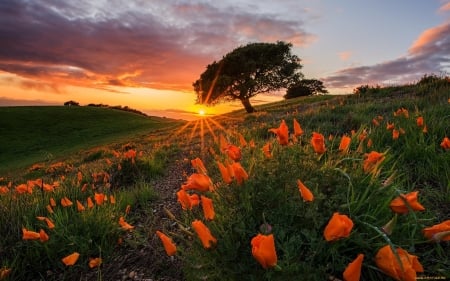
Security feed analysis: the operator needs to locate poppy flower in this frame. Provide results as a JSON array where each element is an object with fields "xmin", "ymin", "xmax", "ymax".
[
  {"xmin": 297, "ymin": 179, "xmax": 314, "ymax": 202},
  {"xmin": 39, "ymin": 229, "xmax": 49, "ymax": 242},
  {"xmin": 125, "ymin": 204, "xmax": 131, "ymax": 214},
  {"xmin": 392, "ymin": 129, "xmax": 400, "ymax": 140},
  {"xmin": 61, "ymin": 197, "xmax": 73, "ymax": 207},
  {"xmin": 94, "ymin": 193, "xmax": 105, "ymax": 205},
  {"xmin": 46, "ymin": 205, "xmax": 54, "ymax": 214},
  {"xmin": 386, "ymin": 122, "xmax": 395, "ymax": 131},
  {"xmin": 62, "ymin": 252, "xmax": 80, "ymax": 266},
  {"xmin": 231, "ymin": 162, "xmax": 249, "ymax": 185},
  {"xmin": 338, "ymin": 135, "xmax": 352, "ymax": 153},
  {"xmin": 217, "ymin": 161, "xmax": 232, "ymax": 184},
  {"xmin": 372, "ymin": 118, "xmax": 380, "ymax": 126},
  {"xmin": 15, "ymin": 184, "xmax": 30, "ymax": 194},
  {"xmin": 416, "ymin": 116, "xmax": 424, "ymax": 127},
  {"xmin": 363, "ymin": 151, "xmax": 385, "ymax": 174},
  {"xmin": 343, "ymin": 254, "xmax": 364, "ymax": 281},
  {"xmin": 323, "ymin": 212, "xmax": 354, "ymax": 242},
  {"xmin": 87, "ymin": 197, "xmax": 94, "ymax": 208},
  {"xmin": 201, "ymin": 195, "xmax": 215, "ymax": 220},
  {"xmin": 423, "ymin": 220, "xmax": 450, "ymax": 242},
  {"xmin": 394, "ymin": 108, "xmax": 409, "ymax": 118},
  {"xmin": 42, "ymin": 183, "xmax": 54, "ymax": 192},
  {"xmin": 225, "ymin": 144, "xmax": 242, "ymax": 161},
  {"xmin": 0, "ymin": 186, "xmax": 9, "ymax": 194},
  {"xmin": 269, "ymin": 120, "xmax": 289, "ymax": 145},
  {"xmin": 293, "ymin": 118, "xmax": 304, "ymax": 137},
  {"xmin": 238, "ymin": 133, "xmax": 247, "ymax": 147},
  {"xmin": 389, "ymin": 191, "xmax": 425, "ymax": 214},
  {"xmin": 251, "ymin": 233, "xmax": 278, "ymax": 269},
  {"xmin": 109, "ymin": 195, "xmax": 116, "ymax": 204},
  {"xmin": 177, "ymin": 189, "xmax": 193, "ymax": 210},
  {"xmin": 262, "ymin": 142, "xmax": 272, "ymax": 158},
  {"xmin": 50, "ymin": 198, "xmax": 57, "ymax": 207},
  {"xmin": 191, "ymin": 220, "xmax": 217, "ymax": 249},
  {"xmin": 440, "ymin": 137, "xmax": 450, "ymax": 150},
  {"xmin": 191, "ymin": 157, "xmax": 207, "ymax": 175},
  {"xmin": 0, "ymin": 267, "xmax": 11, "ymax": 279},
  {"xmin": 119, "ymin": 216, "xmax": 134, "ymax": 230},
  {"xmin": 375, "ymin": 245, "xmax": 423, "ymax": 281},
  {"xmin": 156, "ymin": 230, "xmax": 177, "ymax": 256},
  {"xmin": 311, "ymin": 132, "xmax": 326, "ymax": 154},
  {"xmin": 76, "ymin": 200, "xmax": 85, "ymax": 212},
  {"xmin": 89, "ymin": 257, "xmax": 102, "ymax": 268},
  {"xmin": 22, "ymin": 228, "xmax": 40, "ymax": 240},
  {"xmin": 181, "ymin": 173, "xmax": 212, "ymax": 192}
]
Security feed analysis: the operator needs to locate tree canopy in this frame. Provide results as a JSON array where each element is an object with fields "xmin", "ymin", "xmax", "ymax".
[
  {"xmin": 193, "ymin": 41, "xmax": 303, "ymax": 113},
  {"xmin": 284, "ymin": 79, "xmax": 328, "ymax": 99}
]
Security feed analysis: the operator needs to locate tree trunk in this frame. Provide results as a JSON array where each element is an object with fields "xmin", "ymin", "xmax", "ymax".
[{"xmin": 241, "ymin": 97, "xmax": 256, "ymax": 113}]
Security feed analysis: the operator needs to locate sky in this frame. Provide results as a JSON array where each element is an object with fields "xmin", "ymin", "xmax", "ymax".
[{"xmin": 0, "ymin": 0, "xmax": 449, "ymax": 120}]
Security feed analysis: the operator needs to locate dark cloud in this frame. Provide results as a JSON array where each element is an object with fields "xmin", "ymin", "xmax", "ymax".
[
  {"xmin": 0, "ymin": 0, "xmax": 312, "ymax": 93},
  {"xmin": 324, "ymin": 21, "xmax": 450, "ymax": 89}
]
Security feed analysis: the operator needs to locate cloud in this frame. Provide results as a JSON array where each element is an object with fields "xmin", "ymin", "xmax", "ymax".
[
  {"xmin": 0, "ymin": 0, "xmax": 312, "ymax": 93},
  {"xmin": 324, "ymin": 21, "xmax": 450, "ymax": 89},
  {"xmin": 0, "ymin": 97, "xmax": 59, "ymax": 106},
  {"xmin": 438, "ymin": 2, "xmax": 450, "ymax": 13},
  {"xmin": 338, "ymin": 51, "xmax": 352, "ymax": 61}
]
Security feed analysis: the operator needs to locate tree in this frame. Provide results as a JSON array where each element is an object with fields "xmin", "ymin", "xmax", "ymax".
[
  {"xmin": 193, "ymin": 41, "xmax": 303, "ymax": 113},
  {"xmin": 64, "ymin": 100, "xmax": 80, "ymax": 106},
  {"xmin": 284, "ymin": 79, "xmax": 328, "ymax": 99}
]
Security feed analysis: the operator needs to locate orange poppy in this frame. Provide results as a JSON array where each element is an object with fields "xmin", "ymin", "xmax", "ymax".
[
  {"xmin": 297, "ymin": 179, "xmax": 314, "ymax": 202},
  {"xmin": 88, "ymin": 257, "xmax": 102, "ymax": 268},
  {"xmin": 22, "ymin": 228, "xmax": 40, "ymax": 240},
  {"xmin": 87, "ymin": 197, "xmax": 94, "ymax": 208},
  {"xmin": 416, "ymin": 116, "xmax": 424, "ymax": 127},
  {"xmin": 39, "ymin": 229, "xmax": 49, "ymax": 242},
  {"xmin": 375, "ymin": 245, "xmax": 423, "ymax": 281},
  {"xmin": 268, "ymin": 119, "xmax": 289, "ymax": 145},
  {"xmin": 15, "ymin": 183, "xmax": 31, "ymax": 194},
  {"xmin": 225, "ymin": 144, "xmax": 242, "ymax": 162},
  {"xmin": 389, "ymin": 191, "xmax": 425, "ymax": 214},
  {"xmin": 61, "ymin": 197, "xmax": 73, "ymax": 207},
  {"xmin": 231, "ymin": 162, "xmax": 249, "ymax": 185},
  {"xmin": 44, "ymin": 217, "xmax": 55, "ymax": 229},
  {"xmin": 191, "ymin": 220, "xmax": 217, "ymax": 249},
  {"xmin": 386, "ymin": 122, "xmax": 395, "ymax": 131},
  {"xmin": 94, "ymin": 193, "xmax": 105, "ymax": 205},
  {"xmin": 251, "ymin": 233, "xmax": 278, "ymax": 269},
  {"xmin": 338, "ymin": 135, "xmax": 352, "ymax": 153},
  {"xmin": 392, "ymin": 129, "xmax": 399, "ymax": 140},
  {"xmin": 181, "ymin": 173, "xmax": 212, "ymax": 192},
  {"xmin": 119, "ymin": 216, "xmax": 134, "ymax": 230},
  {"xmin": 0, "ymin": 186, "xmax": 8, "ymax": 194},
  {"xmin": 394, "ymin": 108, "xmax": 409, "ymax": 118},
  {"xmin": 125, "ymin": 204, "xmax": 131, "ymax": 214},
  {"xmin": 156, "ymin": 230, "xmax": 177, "ymax": 256},
  {"xmin": 238, "ymin": 133, "xmax": 247, "ymax": 147},
  {"xmin": 109, "ymin": 195, "xmax": 116, "ymax": 204},
  {"xmin": 372, "ymin": 118, "xmax": 380, "ymax": 126},
  {"xmin": 323, "ymin": 212, "xmax": 354, "ymax": 242},
  {"xmin": 177, "ymin": 189, "xmax": 193, "ymax": 210},
  {"xmin": 343, "ymin": 254, "xmax": 364, "ymax": 281},
  {"xmin": 46, "ymin": 205, "xmax": 54, "ymax": 214},
  {"xmin": 201, "ymin": 196, "xmax": 215, "ymax": 220},
  {"xmin": 0, "ymin": 267, "xmax": 11, "ymax": 279},
  {"xmin": 423, "ymin": 220, "xmax": 450, "ymax": 242},
  {"xmin": 311, "ymin": 132, "xmax": 326, "ymax": 154},
  {"xmin": 62, "ymin": 252, "xmax": 80, "ymax": 266},
  {"xmin": 217, "ymin": 161, "xmax": 232, "ymax": 184},
  {"xmin": 42, "ymin": 183, "xmax": 54, "ymax": 192},
  {"xmin": 262, "ymin": 142, "xmax": 272, "ymax": 158},
  {"xmin": 363, "ymin": 151, "xmax": 385, "ymax": 174},
  {"xmin": 440, "ymin": 137, "xmax": 450, "ymax": 150},
  {"xmin": 76, "ymin": 200, "xmax": 85, "ymax": 212},
  {"xmin": 293, "ymin": 118, "xmax": 304, "ymax": 137},
  {"xmin": 191, "ymin": 158, "xmax": 207, "ymax": 175}
]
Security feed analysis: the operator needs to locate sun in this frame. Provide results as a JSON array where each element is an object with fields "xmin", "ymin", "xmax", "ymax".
[{"xmin": 198, "ymin": 109, "xmax": 206, "ymax": 116}]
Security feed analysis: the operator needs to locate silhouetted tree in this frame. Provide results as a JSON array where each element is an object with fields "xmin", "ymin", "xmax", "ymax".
[
  {"xmin": 193, "ymin": 41, "xmax": 303, "ymax": 113},
  {"xmin": 284, "ymin": 79, "xmax": 328, "ymax": 99},
  {"xmin": 64, "ymin": 100, "xmax": 80, "ymax": 106}
]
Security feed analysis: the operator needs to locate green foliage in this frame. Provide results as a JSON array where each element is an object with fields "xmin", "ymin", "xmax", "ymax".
[
  {"xmin": 284, "ymin": 79, "xmax": 328, "ymax": 99},
  {"xmin": 178, "ymin": 81, "xmax": 450, "ymax": 280},
  {"xmin": 193, "ymin": 41, "xmax": 303, "ymax": 113}
]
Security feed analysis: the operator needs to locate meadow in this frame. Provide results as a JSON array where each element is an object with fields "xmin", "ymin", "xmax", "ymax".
[{"xmin": 0, "ymin": 76, "xmax": 449, "ymax": 281}]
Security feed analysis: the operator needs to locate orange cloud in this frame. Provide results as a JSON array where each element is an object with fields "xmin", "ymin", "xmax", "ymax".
[
  {"xmin": 438, "ymin": 2, "xmax": 450, "ymax": 13},
  {"xmin": 338, "ymin": 51, "xmax": 352, "ymax": 61},
  {"xmin": 409, "ymin": 22, "xmax": 449, "ymax": 54}
]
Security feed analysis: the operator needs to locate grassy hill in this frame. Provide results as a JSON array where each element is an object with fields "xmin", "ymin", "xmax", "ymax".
[
  {"xmin": 0, "ymin": 76, "xmax": 449, "ymax": 281},
  {"xmin": 0, "ymin": 106, "xmax": 183, "ymax": 174}
]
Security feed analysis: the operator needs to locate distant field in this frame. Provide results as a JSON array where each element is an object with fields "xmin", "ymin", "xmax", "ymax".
[{"xmin": 0, "ymin": 106, "xmax": 183, "ymax": 174}]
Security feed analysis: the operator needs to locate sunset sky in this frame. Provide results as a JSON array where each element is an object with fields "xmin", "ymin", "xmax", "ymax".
[{"xmin": 1, "ymin": 0, "xmax": 449, "ymax": 120}]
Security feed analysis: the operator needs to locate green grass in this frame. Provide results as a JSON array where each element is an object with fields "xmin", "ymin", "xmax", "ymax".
[{"xmin": 0, "ymin": 106, "xmax": 183, "ymax": 174}]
